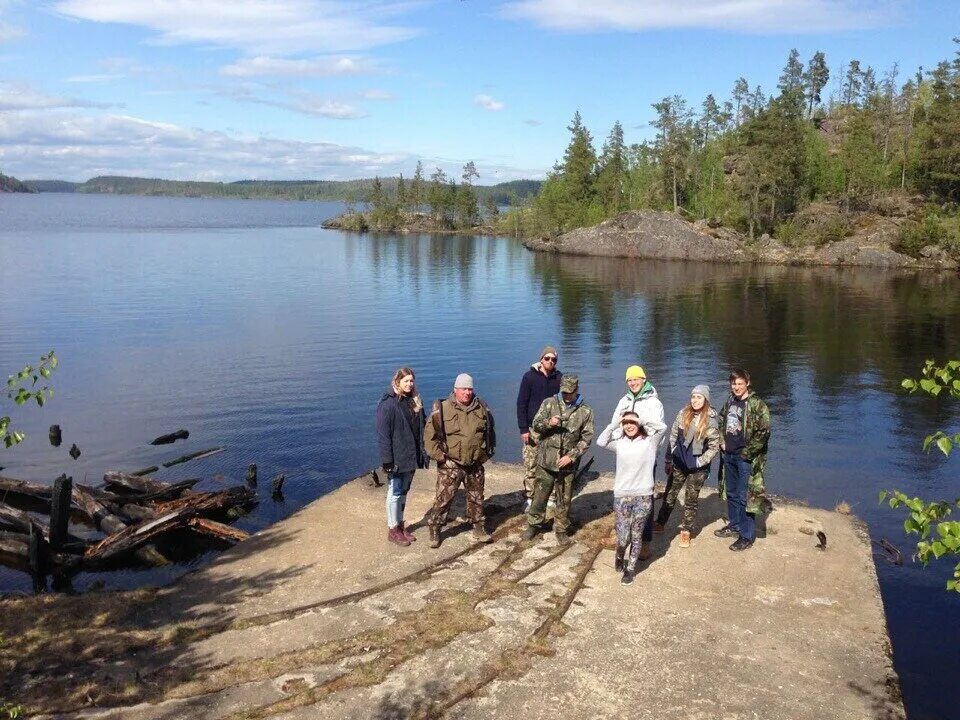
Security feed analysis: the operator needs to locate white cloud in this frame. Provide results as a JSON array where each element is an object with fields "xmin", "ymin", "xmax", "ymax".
[
  {"xmin": 524, "ymin": 119, "xmax": 543, "ymax": 126},
  {"xmin": 0, "ymin": 83, "xmax": 112, "ymax": 111},
  {"xmin": 54, "ymin": 0, "xmax": 421, "ymax": 54},
  {"xmin": 221, "ymin": 55, "xmax": 378, "ymax": 77},
  {"xmin": 0, "ymin": 110, "xmax": 411, "ymax": 180},
  {"xmin": 229, "ymin": 88, "xmax": 368, "ymax": 119},
  {"xmin": 474, "ymin": 93, "xmax": 505, "ymax": 111},
  {"xmin": 361, "ymin": 88, "xmax": 395, "ymax": 101},
  {"xmin": 65, "ymin": 74, "xmax": 125, "ymax": 83},
  {"xmin": 0, "ymin": 0, "xmax": 23, "ymax": 42},
  {"xmin": 500, "ymin": 0, "xmax": 896, "ymax": 33}
]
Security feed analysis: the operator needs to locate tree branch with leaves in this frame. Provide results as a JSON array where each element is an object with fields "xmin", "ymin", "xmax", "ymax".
[{"xmin": 2, "ymin": 351, "xmax": 57, "ymax": 448}]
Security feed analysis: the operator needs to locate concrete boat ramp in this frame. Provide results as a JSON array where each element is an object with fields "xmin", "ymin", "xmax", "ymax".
[{"xmin": 45, "ymin": 462, "xmax": 902, "ymax": 720}]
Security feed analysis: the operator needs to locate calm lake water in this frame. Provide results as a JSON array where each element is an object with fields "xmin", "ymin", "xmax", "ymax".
[{"xmin": 1, "ymin": 193, "xmax": 958, "ymax": 718}]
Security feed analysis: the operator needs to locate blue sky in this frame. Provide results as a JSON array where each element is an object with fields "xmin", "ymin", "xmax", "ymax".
[{"xmin": 0, "ymin": 0, "xmax": 957, "ymax": 183}]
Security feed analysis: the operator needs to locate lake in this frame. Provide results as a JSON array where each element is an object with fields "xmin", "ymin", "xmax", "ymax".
[{"xmin": 1, "ymin": 192, "xmax": 958, "ymax": 718}]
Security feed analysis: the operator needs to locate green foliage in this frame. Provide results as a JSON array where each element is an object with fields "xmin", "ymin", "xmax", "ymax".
[
  {"xmin": 885, "ymin": 359, "xmax": 960, "ymax": 593},
  {"xmin": 2, "ymin": 351, "xmax": 57, "ymax": 449},
  {"xmin": 896, "ymin": 208, "xmax": 960, "ymax": 257}
]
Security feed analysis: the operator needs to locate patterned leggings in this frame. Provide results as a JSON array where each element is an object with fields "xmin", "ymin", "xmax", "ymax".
[{"xmin": 615, "ymin": 494, "xmax": 654, "ymax": 573}]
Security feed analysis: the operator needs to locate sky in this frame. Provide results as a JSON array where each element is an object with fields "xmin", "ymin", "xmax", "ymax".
[{"xmin": 0, "ymin": 0, "xmax": 957, "ymax": 183}]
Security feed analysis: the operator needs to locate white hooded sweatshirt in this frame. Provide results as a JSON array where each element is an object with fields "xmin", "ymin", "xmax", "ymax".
[{"xmin": 597, "ymin": 420, "xmax": 666, "ymax": 498}]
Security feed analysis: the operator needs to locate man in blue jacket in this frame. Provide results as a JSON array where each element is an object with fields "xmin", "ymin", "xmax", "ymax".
[{"xmin": 516, "ymin": 346, "xmax": 562, "ymax": 509}]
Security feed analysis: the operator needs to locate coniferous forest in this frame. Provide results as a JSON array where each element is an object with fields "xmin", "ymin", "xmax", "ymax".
[{"xmin": 499, "ymin": 40, "xmax": 960, "ymax": 258}]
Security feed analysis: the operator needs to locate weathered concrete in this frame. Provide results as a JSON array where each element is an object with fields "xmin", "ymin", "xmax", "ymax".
[{"xmin": 51, "ymin": 462, "xmax": 902, "ymax": 720}]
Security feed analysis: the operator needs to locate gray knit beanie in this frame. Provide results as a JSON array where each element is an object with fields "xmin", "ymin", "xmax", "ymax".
[
  {"xmin": 454, "ymin": 373, "xmax": 474, "ymax": 389},
  {"xmin": 691, "ymin": 384, "xmax": 711, "ymax": 403}
]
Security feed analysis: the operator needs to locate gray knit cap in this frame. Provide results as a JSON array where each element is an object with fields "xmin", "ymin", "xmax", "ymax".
[
  {"xmin": 454, "ymin": 373, "xmax": 474, "ymax": 389},
  {"xmin": 691, "ymin": 384, "xmax": 710, "ymax": 403}
]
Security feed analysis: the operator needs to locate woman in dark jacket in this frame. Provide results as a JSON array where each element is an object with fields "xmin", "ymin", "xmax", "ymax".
[{"xmin": 375, "ymin": 367, "xmax": 428, "ymax": 547}]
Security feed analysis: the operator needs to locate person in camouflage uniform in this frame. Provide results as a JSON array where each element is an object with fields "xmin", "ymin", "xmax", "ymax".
[
  {"xmin": 523, "ymin": 374, "xmax": 594, "ymax": 546},
  {"xmin": 424, "ymin": 373, "xmax": 496, "ymax": 548},
  {"xmin": 715, "ymin": 369, "xmax": 771, "ymax": 551},
  {"xmin": 516, "ymin": 346, "xmax": 562, "ymax": 508}
]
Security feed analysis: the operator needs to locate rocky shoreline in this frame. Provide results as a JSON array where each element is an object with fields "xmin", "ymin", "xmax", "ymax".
[{"xmin": 523, "ymin": 210, "xmax": 959, "ymax": 271}]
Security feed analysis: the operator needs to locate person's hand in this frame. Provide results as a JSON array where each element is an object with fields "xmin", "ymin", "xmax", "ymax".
[
  {"xmin": 548, "ymin": 415, "xmax": 561, "ymax": 427},
  {"xmin": 382, "ymin": 463, "xmax": 394, "ymax": 473},
  {"xmin": 557, "ymin": 455, "xmax": 573, "ymax": 469},
  {"xmin": 521, "ymin": 432, "xmax": 530, "ymax": 445}
]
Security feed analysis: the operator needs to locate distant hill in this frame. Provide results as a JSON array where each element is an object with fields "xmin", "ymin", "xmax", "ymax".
[
  {"xmin": 28, "ymin": 175, "xmax": 543, "ymax": 205},
  {"xmin": 0, "ymin": 173, "xmax": 35, "ymax": 193},
  {"xmin": 26, "ymin": 180, "xmax": 80, "ymax": 193}
]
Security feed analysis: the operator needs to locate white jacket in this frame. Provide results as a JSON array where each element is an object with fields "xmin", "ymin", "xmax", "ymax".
[
  {"xmin": 610, "ymin": 384, "xmax": 665, "ymax": 429},
  {"xmin": 597, "ymin": 420, "xmax": 666, "ymax": 497}
]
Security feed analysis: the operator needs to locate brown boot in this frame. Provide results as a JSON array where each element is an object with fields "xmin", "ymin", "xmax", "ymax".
[
  {"xmin": 472, "ymin": 523, "xmax": 492, "ymax": 543},
  {"xmin": 399, "ymin": 521, "xmax": 416, "ymax": 543},
  {"xmin": 388, "ymin": 526, "xmax": 410, "ymax": 547},
  {"xmin": 428, "ymin": 525, "xmax": 441, "ymax": 548}
]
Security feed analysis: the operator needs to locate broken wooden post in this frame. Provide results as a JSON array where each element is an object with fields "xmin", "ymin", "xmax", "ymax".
[
  {"xmin": 246, "ymin": 464, "xmax": 257, "ymax": 486},
  {"xmin": 188, "ymin": 517, "xmax": 250, "ymax": 543},
  {"xmin": 49, "ymin": 424, "xmax": 62, "ymax": 447},
  {"xmin": 49, "ymin": 474, "xmax": 73, "ymax": 554},
  {"xmin": 271, "ymin": 473, "xmax": 285, "ymax": 500},
  {"xmin": 150, "ymin": 429, "xmax": 189, "ymax": 445},
  {"xmin": 162, "ymin": 447, "xmax": 224, "ymax": 468},
  {"xmin": 69, "ymin": 443, "xmax": 81, "ymax": 460},
  {"xmin": 28, "ymin": 525, "xmax": 48, "ymax": 578}
]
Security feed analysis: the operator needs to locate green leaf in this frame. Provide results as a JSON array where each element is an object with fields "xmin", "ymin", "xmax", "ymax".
[
  {"xmin": 879, "ymin": 490, "xmax": 888, "ymax": 503},
  {"xmin": 937, "ymin": 436, "xmax": 954, "ymax": 456},
  {"xmin": 35, "ymin": 394, "xmax": 44, "ymax": 407},
  {"xmin": 39, "ymin": 367, "xmax": 50, "ymax": 379},
  {"xmin": 920, "ymin": 378, "xmax": 938, "ymax": 393},
  {"xmin": 931, "ymin": 541, "xmax": 946, "ymax": 559},
  {"xmin": 948, "ymin": 579, "xmax": 958, "ymax": 592},
  {"xmin": 923, "ymin": 434, "xmax": 935, "ymax": 452},
  {"xmin": 902, "ymin": 379, "xmax": 916, "ymax": 390}
]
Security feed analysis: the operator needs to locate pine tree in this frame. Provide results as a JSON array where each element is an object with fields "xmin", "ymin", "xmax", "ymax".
[
  {"xmin": 595, "ymin": 121, "xmax": 627, "ymax": 213},
  {"xmin": 778, "ymin": 49, "xmax": 805, "ymax": 106},
  {"xmin": 843, "ymin": 60, "xmax": 863, "ymax": 106},
  {"xmin": 652, "ymin": 95, "xmax": 694, "ymax": 211},
  {"xmin": 428, "ymin": 167, "xmax": 451, "ymax": 223},
  {"xmin": 455, "ymin": 161, "xmax": 480, "ymax": 227},
  {"xmin": 698, "ymin": 94, "xmax": 723, "ymax": 146},
  {"xmin": 409, "ymin": 161, "xmax": 425, "ymax": 213},
  {"xmin": 804, "ymin": 51, "xmax": 830, "ymax": 118},
  {"xmin": 916, "ymin": 53, "xmax": 960, "ymax": 200},
  {"xmin": 559, "ymin": 111, "xmax": 597, "ymax": 206},
  {"xmin": 732, "ymin": 77, "xmax": 750, "ymax": 127}
]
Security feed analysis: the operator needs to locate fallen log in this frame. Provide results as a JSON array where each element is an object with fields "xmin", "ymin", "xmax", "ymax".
[
  {"xmin": 105, "ymin": 501, "xmax": 157, "ymax": 523},
  {"xmin": 0, "ymin": 534, "xmax": 28, "ymax": 561},
  {"xmin": 0, "ymin": 475, "xmax": 53, "ymax": 504},
  {"xmin": 0, "ymin": 502, "xmax": 49, "ymax": 537},
  {"xmin": 131, "ymin": 466, "xmax": 159, "ymax": 477},
  {"xmin": 150, "ymin": 429, "xmax": 189, "ymax": 445},
  {"xmin": 86, "ymin": 486, "xmax": 254, "ymax": 563},
  {"xmin": 73, "ymin": 484, "xmax": 168, "ymax": 567},
  {"xmin": 103, "ymin": 472, "xmax": 198, "ymax": 499},
  {"xmin": 161, "ymin": 447, "xmax": 224, "ymax": 468},
  {"xmin": 188, "ymin": 517, "xmax": 250, "ymax": 543}
]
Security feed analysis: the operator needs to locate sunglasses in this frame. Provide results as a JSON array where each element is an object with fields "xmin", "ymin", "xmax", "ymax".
[{"xmin": 542, "ymin": 356, "xmax": 557, "ymax": 362}]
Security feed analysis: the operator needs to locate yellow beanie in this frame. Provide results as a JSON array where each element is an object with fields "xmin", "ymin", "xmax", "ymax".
[{"xmin": 625, "ymin": 365, "xmax": 645, "ymax": 380}]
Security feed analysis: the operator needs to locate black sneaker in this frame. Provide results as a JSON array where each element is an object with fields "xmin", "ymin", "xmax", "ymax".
[
  {"xmin": 621, "ymin": 570, "xmax": 635, "ymax": 585},
  {"xmin": 729, "ymin": 537, "xmax": 755, "ymax": 551},
  {"xmin": 713, "ymin": 525, "xmax": 738, "ymax": 538}
]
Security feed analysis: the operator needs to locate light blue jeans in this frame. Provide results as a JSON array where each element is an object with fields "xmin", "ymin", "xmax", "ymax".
[{"xmin": 386, "ymin": 470, "xmax": 415, "ymax": 528}]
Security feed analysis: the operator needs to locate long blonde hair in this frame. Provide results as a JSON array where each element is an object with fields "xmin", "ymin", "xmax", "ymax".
[
  {"xmin": 391, "ymin": 367, "xmax": 423, "ymax": 413},
  {"xmin": 679, "ymin": 399, "xmax": 710, "ymax": 441}
]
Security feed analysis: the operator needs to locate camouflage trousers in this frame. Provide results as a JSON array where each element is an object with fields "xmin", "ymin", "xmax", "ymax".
[
  {"xmin": 615, "ymin": 494, "xmax": 654, "ymax": 573},
  {"xmin": 656, "ymin": 467, "xmax": 709, "ymax": 531},
  {"xmin": 522, "ymin": 432, "xmax": 557, "ymax": 503},
  {"xmin": 528, "ymin": 467, "xmax": 575, "ymax": 534},
  {"xmin": 428, "ymin": 462, "xmax": 485, "ymax": 528}
]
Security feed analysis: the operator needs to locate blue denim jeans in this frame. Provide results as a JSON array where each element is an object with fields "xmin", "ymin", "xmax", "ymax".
[
  {"xmin": 386, "ymin": 470, "xmax": 415, "ymax": 528},
  {"xmin": 722, "ymin": 452, "xmax": 755, "ymax": 541}
]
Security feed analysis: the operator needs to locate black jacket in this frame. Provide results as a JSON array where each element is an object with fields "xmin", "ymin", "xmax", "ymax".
[
  {"xmin": 375, "ymin": 389, "xmax": 428, "ymax": 472},
  {"xmin": 516, "ymin": 363, "xmax": 563, "ymax": 433}
]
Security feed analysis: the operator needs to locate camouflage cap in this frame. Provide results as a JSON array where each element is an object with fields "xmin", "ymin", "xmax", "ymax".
[{"xmin": 560, "ymin": 374, "xmax": 579, "ymax": 393}]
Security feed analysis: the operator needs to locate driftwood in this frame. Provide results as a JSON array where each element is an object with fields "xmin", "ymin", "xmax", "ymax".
[
  {"xmin": 49, "ymin": 424, "xmax": 62, "ymax": 447},
  {"xmin": 0, "ymin": 475, "xmax": 53, "ymax": 504},
  {"xmin": 188, "ymin": 517, "xmax": 250, "ymax": 543},
  {"xmin": 73, "ymin": 484, "xmax": 168, "ymax": 567},
  {"xmin": 271, "ymin": 473, "xmax": 285, "ymax": 499},
  {"xmin": 0, "ymin": 502, "xmax": 49, "ymax": 537},
  {"xmin": 0, "ymin": 534, "xmax": 28, "ymax": 561},
  {"xmin": 69, "ymin": 443, "xmax": 81, "ymax": 460},
  {"xmin": 87, "ymin": 486, "xmax": 255, "ymax": 563},
  {"xmin": 150, "ymin": 429, "xmax": 190, "ymax": 445},
  {"xmin": 103, "ymin": 472, "xmax": 198, "ymax": 500},
  {"xmin": 131, "ymin": 466, "xmax": 159, "ymax": 477},
  {"xmin": 162, "ymin": 447, "xmax": 224, "ymax": 468}
]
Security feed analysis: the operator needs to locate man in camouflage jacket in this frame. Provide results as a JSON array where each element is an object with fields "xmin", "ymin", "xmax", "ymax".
[
  {"xmin": 523, "ymin": 374, "xmax": 594, "ymax": 545},
  {"xmin": 716, "ymin": 369, "xmax": 771, "ymax": 550}
]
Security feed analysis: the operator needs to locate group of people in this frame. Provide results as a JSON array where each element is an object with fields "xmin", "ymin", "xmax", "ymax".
[{"xmin": 374, "ymin": 347, "xmax": 771, "ymax": 585}]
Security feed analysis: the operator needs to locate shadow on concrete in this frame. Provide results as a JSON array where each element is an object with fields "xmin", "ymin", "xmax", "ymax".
[{"xmin": 0, "ymin": 525, "xmax": 309, "ymax": 716}]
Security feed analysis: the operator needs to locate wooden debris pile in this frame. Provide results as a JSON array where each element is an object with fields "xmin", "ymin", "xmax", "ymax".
[{"xmin": 0, "ymin": 433, "xmax": 260, "ymax": 582}]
